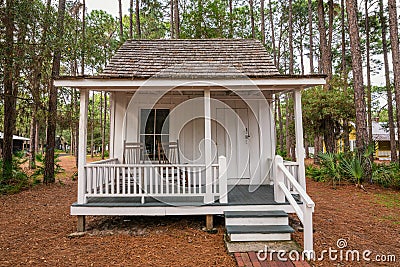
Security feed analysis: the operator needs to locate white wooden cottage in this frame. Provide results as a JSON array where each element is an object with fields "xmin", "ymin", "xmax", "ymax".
[{"xmin": 55, "ymin": 39, "xmax": 325, "ymax": 254}]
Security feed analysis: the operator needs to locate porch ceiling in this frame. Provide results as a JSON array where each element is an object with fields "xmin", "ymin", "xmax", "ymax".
[{"xmin": 54, "ymin": 74, "xmax": 326, "ymax": 93}]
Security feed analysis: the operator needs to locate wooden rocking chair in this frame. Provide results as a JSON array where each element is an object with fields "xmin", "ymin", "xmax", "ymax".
[{"xmin": 123, "ymin": 141, "xmax": 144, "ymax": 164}]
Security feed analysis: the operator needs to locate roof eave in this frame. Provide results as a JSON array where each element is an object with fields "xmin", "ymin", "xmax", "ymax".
[{"xmin": 54, "ymin": 75, "xmax": 326, "ymax": 91}]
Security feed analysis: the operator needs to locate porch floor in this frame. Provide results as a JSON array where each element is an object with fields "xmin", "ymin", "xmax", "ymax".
[{"xmin": 73, "ymin": 185, "xmax": 293, "ymax": 207}]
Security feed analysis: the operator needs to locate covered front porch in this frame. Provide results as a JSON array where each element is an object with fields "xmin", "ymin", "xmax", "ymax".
[
  {"xmin": 61, "ymin": 81, "xmax": 319, "ymax": 207},
  {"xmin": 55, "ymin": 39, "xmax": 325, "ymax": 255},
  {"xmin": 57, "ymin": 79, "xmax": 319, "ymax": 253}
]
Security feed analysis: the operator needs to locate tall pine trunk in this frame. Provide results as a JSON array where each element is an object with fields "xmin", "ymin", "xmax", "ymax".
[
  {"xmin": 29, "ymin": 107, "xmax": 38, "ymax": 169},
  {"xmin": 365, "ymin": 0, "xmax": 372, "ymax": 142},
  {"xmin": 380, "ymin": 0, "xmax": 397, "ymax": 162},
  {"xmin": 346, "ymin": 0, "xmax": 368, "ymax": 150},
  {"xmin": 229, "ymin": 0, "xmax": 233, "ymax": 38},
  {"xmin": 388, "ymin": 0, "xmax": 400, "ymax": 163},
  {"xmin": 268, "ymin": 0, "xmax": 277, "ymax": 67},
  {"xmin": 81, "ymin": 0, "xmax": 86, "ymax": 75},
  {"xmin": 44, "ymin": 0, "xmax": 67, "ymax": 184},
  {"xmin": 173, "ymin": 0, "xmax": 180, "ymax": 38},
  {"xmin": 299, "ymin": 35, "xmax": 305, "ymax": 75},
  {"xmin": 308, "ymin": 0, "xmax": 314, "ymax": 73},
  {"xmin": 317, "ymin": 0, "xmax": 335, "ymax": 153},
  {"xmin": 118, "ymin": 0, "xmax": 123, "ymax": 40},
  {"xmin": 260, "ymin": 0, "xmax": 265, "ymax": 44},
  {"xmin": 288, "ymin": 0, "xmax": 294, "ymax": 75},
  {"xmin": 129, "ymin": 0, "xmax": 133, "ymax": 39},
  {"xmin": 170, "ymin": 0, "xmax": 174, "ymax": 38},
  {"xmin": 136, "ymin": 0, "xmax": 141, "ymax": 38},
  {"xmin": 2, "ymin": 0, "xmax": 16, "ymax": 180},
  {"xmin": 287, "ymin": 0, "xmax": 295, "ymax": 160},
  {"xmin": 341, "ymin": 0, "xmax": 350, "ymax": 152},
  {"xmin": 249, "ymin": 0, "xmax": 255, "ymax": 38},
  {"xmin": 317, "ymin": 0, "xmax": 332, "ymax": 86}
]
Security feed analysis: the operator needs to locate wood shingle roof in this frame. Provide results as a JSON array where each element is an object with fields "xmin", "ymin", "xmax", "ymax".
[{"xmin": 102, "ymin": 39, "xmax": 280, "ymax": 79}]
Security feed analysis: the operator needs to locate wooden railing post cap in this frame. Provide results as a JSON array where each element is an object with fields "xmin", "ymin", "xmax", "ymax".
[{"xmin": 275, "ymin": 155, "xmax": 284, "ymax": 162}]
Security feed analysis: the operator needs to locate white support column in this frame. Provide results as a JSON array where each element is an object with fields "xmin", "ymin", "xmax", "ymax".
[
  {"xmin": 303, "ymin": 206, "xmax": 314, "ymax": 259},
  {"xmin": 109, "ymin": 92, "xmax": 115, "ymax": 158},
  {"xmin": 78, "ymin": 90, "xmax": 89, "ymax": 204},
  {"xmin": 113, "ymin": 92, "xmax": 128, "ymax": 162},
  {"xmin": 293, "ymin": 90, "xmax": 306, "ymax": 189},
  {"xmin": 273, "ymin": 155, "xmax": 285, "ymax": 203},
  {"xmin": 218, "ymin": 156, "xmax": 228, "ymax": 203},
  {"xmin": 204, "ymin": 89, "xmax": 213, "ymax": 204}
]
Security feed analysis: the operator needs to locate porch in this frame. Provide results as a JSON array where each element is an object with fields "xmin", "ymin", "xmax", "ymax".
[
  {"xmin": 73, "ymin": 157, "xmax": 301, "ymax": 207},
  {"xmin": 73, "ymin": 185, "xmax": 289, "ymax": 208},
  {"xmin": 55, "ymin": 39, "xmax": 325, "ymax": 256}
]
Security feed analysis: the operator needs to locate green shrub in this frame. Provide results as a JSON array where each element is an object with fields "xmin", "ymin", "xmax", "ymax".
[
  {"xmin": 32, "ymin": 153, "xmax": 65, "ymax": 179},
  {"xmin": 339, "ymin": 144, "xmax": 374, "ymax": 186},
  {"xmin": 307, "ymin": 143, "xmax": 374, "ymax": 188},
  {"xmin": 0, "ymin": 152, "xmax": 30, "ymax": 194},
  {"xmin": 306, "ymin": 165, "xmax": 326, "ymax": 182},
  {"xmin": 276, "ymin": 149, "xmax": 287, "ymax": 158},
  {"xmin": 308, "ymin": 143, "xmax": 400, "ymax": 190},
  {"xmin": 372, "ymin": 162, "xmax": 400, "ymax": 189}
]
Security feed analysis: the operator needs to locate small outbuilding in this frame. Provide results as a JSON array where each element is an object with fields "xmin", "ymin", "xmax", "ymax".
[
  {"xmin": 55, "ymin": 39, "xmax": 325, "ymax": 254},
  {"xmin": 0, "ymin": 132, "xmax": 30, "ymax": 155}
]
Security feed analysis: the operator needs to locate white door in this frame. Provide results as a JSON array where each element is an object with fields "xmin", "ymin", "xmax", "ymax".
[{"xmin": 216, "ymin": 108, "xmax": 250, "ymax": 184}]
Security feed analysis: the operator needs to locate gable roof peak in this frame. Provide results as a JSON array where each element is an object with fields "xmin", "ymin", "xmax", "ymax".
[{"xmin": 102, "ymin": 38, "xmax": 279, "ymax": 79}]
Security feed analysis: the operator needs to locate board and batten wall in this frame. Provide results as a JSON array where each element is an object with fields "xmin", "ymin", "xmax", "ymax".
[{"xmin": 109, "ymin": 90, "xmax": 275, "ymax": 186}]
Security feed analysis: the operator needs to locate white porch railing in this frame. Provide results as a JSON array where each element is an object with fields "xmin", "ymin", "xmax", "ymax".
[
  {"xmin": 283, "ymin": 160, "xmax": 300, "ymax": 193},
  {"xmin": 83, "ymin": 156, "xmax": 228, "ymax": 204},
  {"xmin": 273, "ymin": 155, "xmax": 315, "ymax": 258},
  {"xmin": 89, "ymin": 158, "xmax": 119, "ymax": 165},
  {"xmin": 267, "ymin": 158, "xmax": 300, "ymax": 188}
]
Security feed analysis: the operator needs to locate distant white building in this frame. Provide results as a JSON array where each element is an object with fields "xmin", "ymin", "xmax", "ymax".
[{"xmin": 0, "ymin": 132, "xmax": 30, "ymax": 155}]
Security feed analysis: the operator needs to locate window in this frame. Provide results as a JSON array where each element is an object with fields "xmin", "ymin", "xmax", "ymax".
[{"xmin": 140, "ymin": 109, "xmax": 169, "ymax": 160}]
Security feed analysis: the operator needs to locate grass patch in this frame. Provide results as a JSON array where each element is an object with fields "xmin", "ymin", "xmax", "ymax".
[
  {"xmin": 374, "ymin": 193, "xmax": 400, "ymax": 225},
  {"xmin": 379, "ymin": 215, "xmax": 400, "ymax": 225},
  {"xmin": 375, "ymin": 192, "xmax": 400, "ymax": 209}
]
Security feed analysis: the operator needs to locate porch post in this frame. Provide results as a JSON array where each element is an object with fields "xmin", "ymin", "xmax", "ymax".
[
  {"xmin": 293, "ymin": 89, "xmax": 306, "ymax": 189},
  {"xmin": 77, "ymin": 90, "xmax": 89, "ymax": 204},
  {"xmin": 204, "ymin": 89, "xmax": 213, "ymax": 203},
  {"xmin": 109, "ymin": 92, "xmax": 115, "ymax": 158}
]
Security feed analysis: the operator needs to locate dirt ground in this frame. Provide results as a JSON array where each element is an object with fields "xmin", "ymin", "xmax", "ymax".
[
  {"xmin": 1, "ymin": 155, "xmax": 399, "ymax": 266},
  {"xmin": 293, "ymin": 179, "xmax": 400, "ymax": 266},
  {"xmin": 0, "ymin": 156, "xmax": 235, "ymax": 266}
]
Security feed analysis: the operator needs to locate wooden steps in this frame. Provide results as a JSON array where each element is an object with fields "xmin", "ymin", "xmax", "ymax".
[{"xmin": 225, "ymin": 210, "xmax": 294, "ymax": 242}]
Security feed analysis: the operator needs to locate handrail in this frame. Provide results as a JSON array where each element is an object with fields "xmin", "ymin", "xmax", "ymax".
[
  {"xmin": 84, "ymin": 163, "xmax": 207, "ymax": 168},
  {"xmin": 278, "ymin": 163, "xmax": 315, "ymax": 209},
  {"xmin": 278, "ymin": 182, "xmax": 304, "ymax": 222},
  {"xmin": 87, "ymin": 158, "xmax": 119, "ymax": 165},
  {"xmin": 273, "ymin": 155, "xmax": 314, "ymax": 258},
  {"xmin": 283, "ymin": 160, "xmax": 299, "ymax": 166}
]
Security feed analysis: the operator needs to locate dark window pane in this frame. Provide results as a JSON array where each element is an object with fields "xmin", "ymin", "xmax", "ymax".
[
  {"xmin": 144, "ymin": 135, "xmax": 155, "ymax": 160},
  {"xmin": 139, "ymin": 109, "xmax": 169, "ymax": 161},
  {"xmin": 145, "ymin": 109, "xmax": 155, "ymax": 134},
  {"xmin": 155, "ymin": 109, "xmax": 169, "ymax": 134},
  {"xmin": 140, "ymin": 109, "xmax": 151, "ymax": 134}
]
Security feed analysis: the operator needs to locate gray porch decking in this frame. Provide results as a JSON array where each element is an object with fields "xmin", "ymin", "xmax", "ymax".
[{"xmin": 72, "ymin": 185, "xmax": 298, "ymax": 207}]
